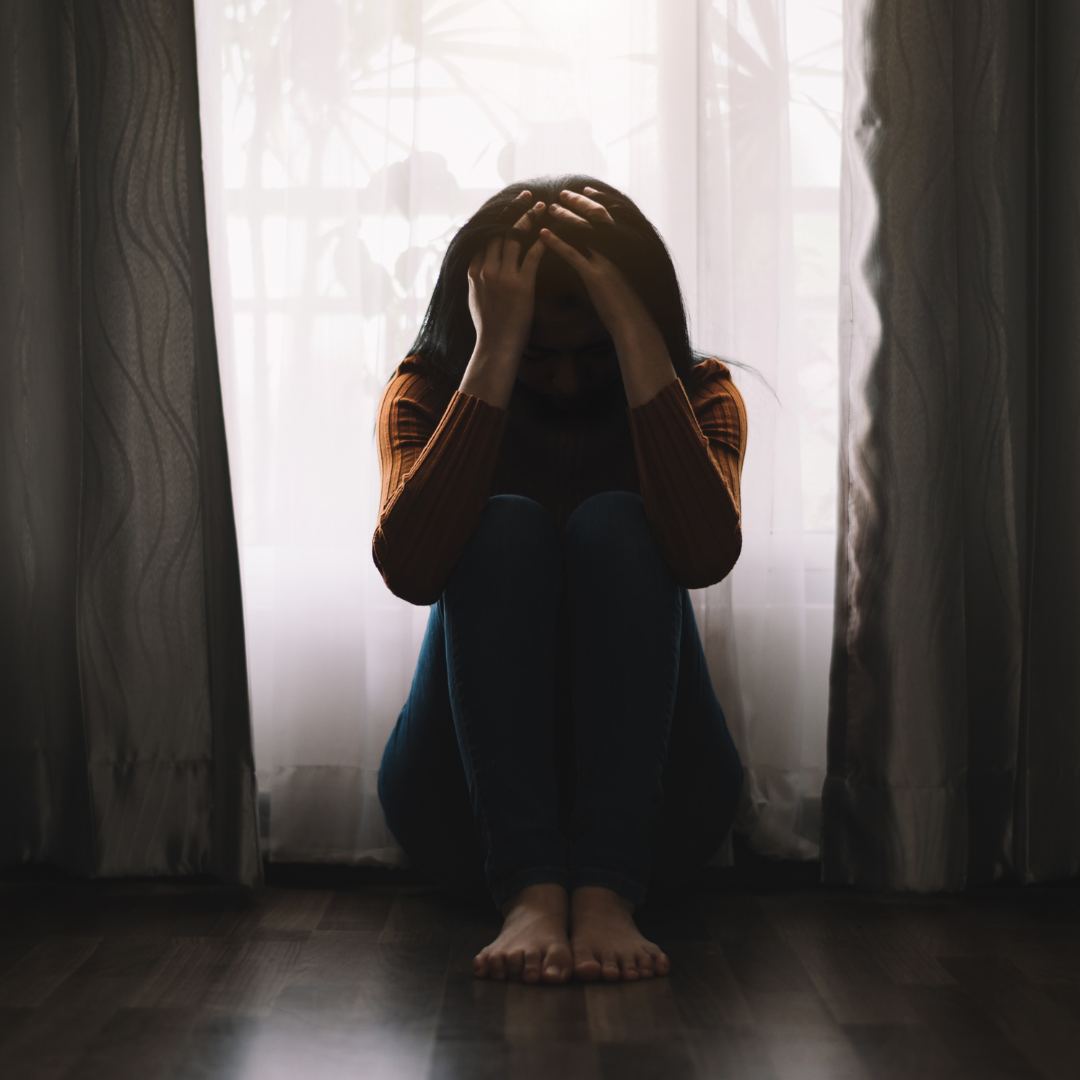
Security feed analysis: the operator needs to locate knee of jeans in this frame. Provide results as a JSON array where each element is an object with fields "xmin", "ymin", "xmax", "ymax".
[
  {"xmin": 460, "ymin": 494, "xmax": 560, "ymax": 569},
  {"xmin": 564, "ymin": 491, "xmax": 656, "ymax": 570}
]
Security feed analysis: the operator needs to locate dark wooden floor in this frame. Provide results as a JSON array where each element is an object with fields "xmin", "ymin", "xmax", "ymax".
[{"xmin": 1, "ymin": 869, "xmax": 1079, "ymax": 1079}]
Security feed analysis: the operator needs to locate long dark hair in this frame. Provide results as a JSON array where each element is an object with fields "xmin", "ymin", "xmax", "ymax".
[{"xmin": 395, "ymin": 175, "xmax": 705, "ymax": 391}]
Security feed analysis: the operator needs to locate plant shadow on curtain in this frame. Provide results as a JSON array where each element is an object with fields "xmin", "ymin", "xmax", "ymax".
[
  {"xmin": 193, "ymin": 0, "xmax": 842, "ymax": 867},
  {"xmin": 0, "ymin": 0, "xmax": 260, "ymax": 886},
  {"xmin": 826, "ymin": 0, "xmax": 1080, "ymax": 890}
]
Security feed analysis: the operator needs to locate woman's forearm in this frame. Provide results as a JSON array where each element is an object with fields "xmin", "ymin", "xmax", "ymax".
[
  {"xmin": 374, "ymin": 386, "xmax": 509, "ymax": 604},
  {"xmin": 612, "ymin": 316, "xmax": 679, "ymax": 409},
  {"xmin": 458, "ymin": 342, "xmax": 519, "ymax": 410}
]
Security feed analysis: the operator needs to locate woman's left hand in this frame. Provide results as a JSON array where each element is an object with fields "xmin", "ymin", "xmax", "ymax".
[
  {"xmin": 539, "ymin": 189, "xmax": 657, "ymax": 343},
  {"xmin": 540, "ymin": 188, "xmax": 677, "ymax": 408}
]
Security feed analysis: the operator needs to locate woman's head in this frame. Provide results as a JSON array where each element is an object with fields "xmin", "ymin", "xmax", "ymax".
[{"xmin": 407, "ymin": 176, "xmax": 698, "ymax": 396}]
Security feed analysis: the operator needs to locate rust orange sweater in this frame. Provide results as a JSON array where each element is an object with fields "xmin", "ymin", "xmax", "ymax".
[{"xmin": 373, "ymin": 356, "xmax": 748, "ymax": 606}]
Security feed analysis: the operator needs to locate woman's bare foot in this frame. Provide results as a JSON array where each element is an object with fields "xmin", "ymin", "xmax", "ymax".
[
  {"xmin": 569, "ymin": 886, "xmax": 670, "ymax": 982},
  {"xmin": 473, "ymin": 883, "xmax": 573, "ymax": 984}
]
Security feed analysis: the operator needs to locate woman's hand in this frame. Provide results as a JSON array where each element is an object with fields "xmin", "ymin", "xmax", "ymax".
[
  {"xmin": 467, "ymin": 192, "xmax": 546, "ymax": 362},
  {"xmin": 458, "ymin": 191, "xmax": 546, "ymax": 409},
  {"xmin": 540, "ymin": 189, "xmax": 653, "ymax": 341},
  {"xmin": 540, "ymin": 188, "xmax": 677, "ymax": 408}
]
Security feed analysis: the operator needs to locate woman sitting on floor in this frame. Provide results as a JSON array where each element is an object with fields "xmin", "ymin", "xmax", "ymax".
[{"xmin": 373, "ymin": 177, "xmax": 746, "ymax": 985}]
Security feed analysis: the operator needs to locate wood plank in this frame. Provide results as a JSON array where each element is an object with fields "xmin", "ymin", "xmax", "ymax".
[
  {"xmin": 0, "ymin": 1006, "xmax": 33, "ymax": 1051},
  {"xmin": 131, "ymin": 937, "xmax": 302, "ymax": 1014},
  {"xmin": 760, "ymin": 892, "xmax": 895, "ymax": 943},
  {"xmin": 888, "ymin": 903, "xmax": 1002, "ymax": 958},
  {"xmin": 352, "ymin": 942, "xmax": 450, "ymax": 1032},
  {"xmin": 843, "ymin": 923, "xmax": 957, "ymax": 985},
  {"xmin": 763, "ymin": 891, "xmax": 952, "ymax": 988},
  {"xmin": 0, "ymin": 935, "xmax": 42, "ymax": 979},
  {"xmin": 204, "ymin": 1005, "xmax": 436, "ymax": 1080},
  {"xmin": 316, "ymin": 887, "xmax": 397, "ymax": 932},
  {"xmin": 693, "ymin": 893, "xmax": 779, "ymax": 942},
  {"xmin": 721, "ymin": 936, "xmax": 817, "ymax": 995},
  {"xmin": 504, "ymin": 981, "xmax": 590, "ymax": 1042},
  {"xmin": 742, "ymin": 989, "xmax": 837, "ymax": 1029},
  {"xmin": 0, "ymin": 974, "xmax": 130, "ymax": 1080},
  {"xmin": 1039, "ymin": 984, "xmax": 1080, "ymax": 1024},
  {"xmin": 109, "ymin": 885, "xmax": 248, "ymax": 940},
  {"xmin": 741, "ymin": 986, "xmax": 872, "ymax": 1077},
  {"xmin": 436, "ymin": 959, "xmax": 508, "ymax": 1042},
  {"xmin": 996, "ymin": 927, "xmax": 1080, "ymax": 985},
  {"xmin": 664, "ymin": 942, "xmax": 753, "ymax": 1026},
  {"xmin": 129, "ymin": 939, "xmax": 236, "ymax": 1008},
  {"xmin": 381, "ymin": 890, "xmax": 493, "ymax": 946},
  {"xmin": 684, "ymin": 1027, "xmax": 780, "ymax": 1080},
  {"xmin": 208, "ymin": 939, "xmax": 304, "ymax": 1013},
  {"xmin": 843, "ymin": 1023, "xmax": 965, "ymax": 1080},
  {"xmin": 584, "ymin": 978, "xmax": 684, "ymax": 1042},
  {"xmin": 164, "ymin": 1013, "xmax": 262, "ymax": 1080},
  {"xmin": 0, "ymin": 937, "xmax": 101, "ymax": 1007},
  {"xmin": 74, "ymin": 929, "xmax": 176, "ymax": 983},
  {"xmin": 941, "ymin": 956, "xmax": 1080, "ymax": 1080},
  {"xmin": 429, "ymin": 1039, "xmax": 509, "ymax": 1079},
  {"xmin": 598, "ymin": 1041, "xmax": 696, "ymax": 1080},
  {"xmin": 785, "ymin": 938, "xmax": 920, "ymax": 1024},
  {"xmin": 901, "ymin": 983, "xmax": 1042, "ymax": 1079},
  {"xmin": 288, "ymin": 931, "xmax": 400, "ymax": 986},
  {"xmin": 507, "ymin": 1042, "xmax": 602, "ymax": 1080},
  {"xmin": 62, "ymin": 1007, "xmax": 198, "ymax": 1080},
  {"xmin": 251, "ymin": 887, "xmax": 334, "ymax": 937},
  {"xmin": 760, "ymin": 1025, "xmax": 870, "ymax": 1080}
]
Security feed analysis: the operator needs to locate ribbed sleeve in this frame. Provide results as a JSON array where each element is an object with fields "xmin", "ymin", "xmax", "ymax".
[
  {"xmin": 627, "ymin": 359, "xmax": 747, "ymax": 589},
  {"xmin": 373, "ymin": 362, "xmax": 508, "ymax": 605}
]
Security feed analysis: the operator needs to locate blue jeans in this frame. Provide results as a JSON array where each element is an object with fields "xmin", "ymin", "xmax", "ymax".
[{"xmin": 378, "ymin": 492, "xmax": 743, "ymax": 909}]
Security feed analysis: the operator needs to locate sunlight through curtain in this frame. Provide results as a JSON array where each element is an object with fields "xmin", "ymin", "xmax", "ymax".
[{"xmin": 193, "ymin": 0, "xmax": 841, "ymax": 864}]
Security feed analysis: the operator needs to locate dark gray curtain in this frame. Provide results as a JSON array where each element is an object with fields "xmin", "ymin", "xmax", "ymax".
[
  {"xmin": 825, "ymin": 0, "xmax": 1080, "ymax": 889},
  {"xmin": 0, "ymin": 0, "xmax": 261, "ymax": 887}
]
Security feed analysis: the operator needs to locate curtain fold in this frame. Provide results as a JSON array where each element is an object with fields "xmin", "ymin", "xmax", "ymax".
[
  {"xmin": 0, "ymin": 0, "xmax": 260, "ymax": 887},
  {"xmin": 825, "ymin": 0, "xmax": 1080, "ymax": 889}
]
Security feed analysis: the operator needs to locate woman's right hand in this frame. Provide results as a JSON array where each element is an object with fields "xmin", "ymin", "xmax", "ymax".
[{"xmin": 466, "ymin": 192, "xmax": 547, "ymax": 364}]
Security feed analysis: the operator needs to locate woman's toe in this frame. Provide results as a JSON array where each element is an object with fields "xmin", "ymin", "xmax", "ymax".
[
  {"xmin": 573, "ymin": 949, "xmax": 602, "ymax": 981},
  {"xmin": 505, "ymin": 949, "xmax": 525, "ymax": 981},
  {"xmin": 522, "ymin": 947, "xmax": 542, "ymax": 983},
  {"xmin": 637, "ymin": 952, "xmax": 655, "ymax": 979},
  {"xmin": 488, "ymin": 952, "xmax": 507, "ymax": 980},
  {"xmin": 542, "ymin": 945, "xmax": 572, "ymax": 983},
  {"xmin": 601, "ymin": 951, "xmax": 621, "ymax": 982},
  {"xmin": 473, "ymin": 951, "xmax": 489, "ymax": 978}
]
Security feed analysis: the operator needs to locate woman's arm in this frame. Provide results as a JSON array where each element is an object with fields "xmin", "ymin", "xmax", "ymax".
[
  {"xmin": 373, "ymin": 193, "xmax": 548, "ymax": 605},
  {"xmin": 627, "ymin": 359, "xmax": 747, "ymax": 589},
  {"xmin": 539, "ymin": 191, "xmax": 746, "ymax": 587},
  {"xmin": 373, "ymin": 367, "xmax": 509, "ymax": 605}
]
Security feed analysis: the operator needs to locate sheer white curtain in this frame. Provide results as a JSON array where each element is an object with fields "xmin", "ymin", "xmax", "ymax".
[{"xmin": 193, "ymin": 0, "xmax": 841, "ymax": 864}]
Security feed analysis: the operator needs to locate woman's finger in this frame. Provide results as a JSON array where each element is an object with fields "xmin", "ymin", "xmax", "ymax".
[
  {"xmin": 547, "ymin": 203, "xmax": 591, "ymax": 228},
  {"xmin": 539, "ymin": 227, "xmax": 590, "ymax": 272},
  {"xmin": 559, "ymin": 188, "xmax": 615, "ymax": 224},
  {"xmin": 482, "ymin": 233, "xmax": 503, "ymax": 274},
  {"xmin": 510, "ymin": 200, "xmax": 546, "ymax": 235},
  {"xmin": 520, "ymin": 235, "xmax": 546, "ymax": 279}
]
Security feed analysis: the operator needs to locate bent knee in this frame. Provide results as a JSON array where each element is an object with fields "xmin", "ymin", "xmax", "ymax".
[
  {"xmin": 452, "ymin": 495, "xmax": 560, "ymax": 581},
  {"xmin": 478, "ymin": 495, "xmax": 559, "ymax": 548},
  {"xmin": 563, "ymin": 491, "xmax": 657, "ymax": 565}
]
